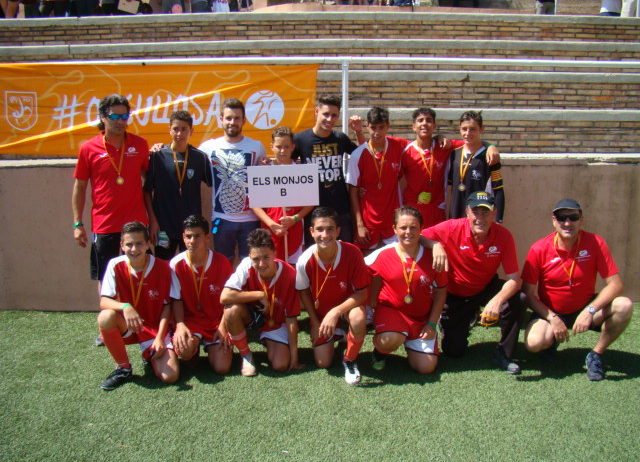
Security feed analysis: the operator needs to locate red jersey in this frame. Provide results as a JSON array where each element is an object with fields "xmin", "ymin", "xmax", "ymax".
[
  {"xmin": 225, "ymin": 257, "xmax": 300, "ymax": 331},
  {"xmin": 170, "ymin": 250, "xmax": 232, "ymax": 333},
  {"xmin": 74, "ymin": 133, "xmax": 150, "ymax": 234},
  {"xmin": 401, "ymin": 139, "xmax": 463, "ymax": 229},
  {"xmin": 346, "ymin": 136, "xmax": 408, "ymax": 235},
  {"xmin": 521, "ymin": 230, "xmax": 618, "ymax": 315},
  {"xmin": 262, "ymin": 206, "xmax": 304, "ymax": 261},
  {"xmin": 366, "ymin": 244, "xmax": 447, "ymax": 322},
  {"xmin": 101, "ymin": 255, "xmax": 171, "ymax": 343},
  {"xmin": 422, "ymin": 218, "xmax": 519, "ymax": 297},
  {"xmin": 296, "ymin": 241, "xmax": 371, "ymax": 318}
]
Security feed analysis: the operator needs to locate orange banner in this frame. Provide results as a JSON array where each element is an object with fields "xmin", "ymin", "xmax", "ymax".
[{"xmin": 0, "ymin": 63, "xmax": 318, "ymax": 156}]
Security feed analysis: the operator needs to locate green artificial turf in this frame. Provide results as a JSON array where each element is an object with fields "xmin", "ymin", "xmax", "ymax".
[{"xmin": 0, "ymin": 309, "xmax": 638, "ymax": 462}]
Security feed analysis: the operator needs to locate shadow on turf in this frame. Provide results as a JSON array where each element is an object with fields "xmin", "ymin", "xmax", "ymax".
[{"xmin": 515, "ymin": 347, "xmax": 640, "ymax": 382}]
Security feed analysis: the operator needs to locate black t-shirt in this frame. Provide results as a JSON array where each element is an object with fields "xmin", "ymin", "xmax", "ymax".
[
  {"xmin": 143, "ymin": 145, "xmax": 213, "ymax": 238},
  {"xmin": 292, "ymin": 128, "xmax": 357, "ymax": 215}
]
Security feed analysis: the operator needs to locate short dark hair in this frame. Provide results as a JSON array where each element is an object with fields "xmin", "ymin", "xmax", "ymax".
[
  {"xmin": 247, "ymin": 228, "xmax": 275, "ymax": 251},
  {"xmin": 121, "ymin": 221, "xmax": 149, "ymax": 241},
  {"xmin": 367, "ymin": 106, "xmax": 390, "ymax": 125},
  {"xmin": 97, "ymin": 94, "xmax": 130, "ymax": 131},
  {"xmin": 412, "ymin": 107, "xmax": 436, "ymax": 123},
  {"xmin": 183, "ymin": 215, "xmax": 209, "ymax": 235},
  {"xmin": 394, "ymin": 206, "xmax": 423, "ymax": 227},
  {"xmin": 271, "ymin": 126, "xmax": 294, "ymax": 142},
  {"xmin": 459, "ymin": 110, "xmax": 483, "ymax": 127},
  {"xmin": 222, "ymin": 98, "xmax": 245, "ymax": 118},
  {"xmin": 310, "ymin": 206, "xmax": 339, "ymax": 228},
  {"xmin": 170, "ymin": 110, "xmax": 193, "ymax": 128},
  {"xmin": 317, "ymin": 94, "xmax": 341, "ymax": 109}
]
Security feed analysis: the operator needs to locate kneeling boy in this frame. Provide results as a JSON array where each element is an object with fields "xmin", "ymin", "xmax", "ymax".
[
  {"xmin": 220, "ymin": 229, "xmax": 301, "ymax": 376},
  {"xmin": 170, "ymin": 215, "xmax": 234, "ymax": 374},
  {"xmin": 97, "ymin": 222, "xmax": 178, "ymax": 390}
]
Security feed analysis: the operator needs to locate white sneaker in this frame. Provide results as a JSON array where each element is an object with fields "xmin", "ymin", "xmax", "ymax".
[
  {"xmin": 241, "ymin": 355, "xmax": 257, "ymax": 377},
  {"xmin": 342, "ymin": 360, "xmax": 361, "ymax": 385}
]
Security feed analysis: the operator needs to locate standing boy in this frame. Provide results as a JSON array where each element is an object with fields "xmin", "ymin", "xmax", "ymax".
[
  {"xmin": 144, "ymin": 111, "xmax": 213, "ymax": 260},
  {"xmin": 346, "ymin": 106, "xmax": 408, "ymax": 251},
  {"xmin": 97, "ymin": 222, "xmax": 178, "ymax": 390}
]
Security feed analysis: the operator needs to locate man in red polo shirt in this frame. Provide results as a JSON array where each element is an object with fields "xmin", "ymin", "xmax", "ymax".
[
  {"xmin": 521, "ymin": 198, "xmax": 633, "ymax": 381},
  {"xmin": 422, "ymin": 191, "xmax": 524, "ymax": 374},
  {"xmin": 72, "ymin": 94, "xmax": 150, "ymax": 285}
]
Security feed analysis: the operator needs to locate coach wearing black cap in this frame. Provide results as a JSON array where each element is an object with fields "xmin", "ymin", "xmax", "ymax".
[
  {"xmin": 521, "ymin": 198, "xmax": 633, "ymax": 381},
  {"xmin": 422, "ymin": 191, "xmax": 525, "ymax": 374}
]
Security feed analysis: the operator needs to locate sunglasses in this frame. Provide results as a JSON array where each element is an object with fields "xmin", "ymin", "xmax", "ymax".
[
  {"xmin": 554, "ymin": 213, "xmax": 581, "ymax": 222},
  {"xmin": 106, "ymin": 113, "xmax": 130, "ymax": 121}
]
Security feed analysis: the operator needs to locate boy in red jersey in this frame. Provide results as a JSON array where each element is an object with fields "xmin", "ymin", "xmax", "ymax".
[
  {"xmin": 366, "ymin": 206, "xmax": 447, "ymax": 374},
  {"xmin": 252, "ymin": 127, "xmax": 313, "ymax": 264},
  {"xmin": 347, "ymin": 107, "xmax": 409, "ymax": 252},
  {"xmin": 221, "ymin": 229, "xmax": 301, "ymax": 376},
  {"xmin": 97, "ymin": 222, "xmax": 178, "ymax": 390},
  {"xmin": 296, "ymin": 207, "xmax": 371, "ymax": 385},
  {"xmin": 522, "ymin": 199, "xmax": 633, "ymax": 381},
  {"xmin": 170, "ymin": 215, "xmax": 234, "ymax": 374}
]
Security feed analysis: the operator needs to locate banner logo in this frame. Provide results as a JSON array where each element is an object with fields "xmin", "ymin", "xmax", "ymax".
[
  {"xmin": 245, "ymin": 90, "xmax": 284, "ymax": 130},
  {"xmin": 5, "ymin": 91, "xmax": 38, "ymax": 131}
]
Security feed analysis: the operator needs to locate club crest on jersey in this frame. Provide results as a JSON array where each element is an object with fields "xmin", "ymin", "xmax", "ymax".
[
  {"xmin": 187, "ymin": 168, "xmax": 195, "ymax": 180},
  {"xmin": 576, "ymin": 249, "xmax": 591, "ymax": 261},
  {"xmin": 147, "ymin": 289, "xmax": 160, "ymax": 300},
  {"xmin": 339, "ymin": 281, "xmax": 348, "ymax": 290},
  {"xmin": 485, "ymin": 246, "xmax": 500, "ymax": 257},
  {"xmin": 209, "ymin": 284, "xmax": 220, "ymax": 294},
  {"xmin": 471, "ymin": 170, "xmax": 482, "ymax": 180},
  {"xmin": 419, "ymin": 275, "xmax": 428, "ymax": 286}
]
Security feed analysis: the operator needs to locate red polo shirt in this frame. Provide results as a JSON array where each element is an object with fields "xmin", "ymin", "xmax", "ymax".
[
  {"xmin": 521, "ymin": 231, "xmax": 618, "ymax": 315},
  {"xmin": 422, "ymin": 218, "xmax": 519, "ymax": 297}
]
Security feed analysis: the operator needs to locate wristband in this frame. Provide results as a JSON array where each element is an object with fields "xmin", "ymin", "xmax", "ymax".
[
  {"xmin": 122, "ymin": 303, "xmax": 132, "ymax": 310},
  {"xmin": 73, "ymin": 221, "xmax": 84, "ymax": 229},
  {"xmin": 293, "ymin": 214, "xmax": 299, "ymax": 223},
  {"xmin": 427, "ymin": 321, "xmax": 437, "ymax": 330}
]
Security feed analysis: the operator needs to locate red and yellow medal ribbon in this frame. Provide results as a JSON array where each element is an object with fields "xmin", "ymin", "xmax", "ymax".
[
  {"xmin": 314, "ymin": 248, "xmax": 336, "ymax": 301},
  {"xmin": 459, "ymin": 149, "xmax": 474, "ymax": 183},
  {"xmin": 395, "ymin": 245, "xmax": 417, "ymax": 301},
  {"xmin": 172, "ymin": 145, "xmax": 190, "ymax": 195},
  {"xmin": 554, "ymin": 232, "xmax": 582, "ymax": 285},
  {"xmin": 415, "ymin": 141, "xmax": 435, "ymax": 182},
  {"xmin": 126, "ymin": 255, "xmax": 149, "ymax": 308},
  {"xmin": 186, "ymin": 251, "xmax": 206, "ymax": 310},
  {"xmin": 102, "ymin": 135, "xmax": 126, "ymax": 182},
  {"xmin": 259, "ymin": 277, "xmax": 276, "ymax": 321},
  {"xmin": 368, "ymin": 139, "xmax": 387, "ymax": 188}
]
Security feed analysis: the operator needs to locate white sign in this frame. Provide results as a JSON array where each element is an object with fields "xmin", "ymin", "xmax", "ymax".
[{"xmin": 247, "ymin": 164, "xmax": 319, "ymax": 208}]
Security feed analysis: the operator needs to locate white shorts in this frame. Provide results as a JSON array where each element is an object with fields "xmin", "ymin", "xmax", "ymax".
[
  {"xmin": 404, "ymin": 335, "xmax": 438, "ymax": 355},
  {"xmin": 260, "ymin": 323, "xmax": 290, "ymax": 345},
  {"xmin": 364, "ymin": 234, "xmax": 398, "ymax": 250},
  {"xmin": 193, "ymin": 332, "xmax": 221, "ymax": 349},
  {"xmin": 139, "ymin": 334, "xmax": 174, "ymax": 359},
  {"xmin": 287, "ymin": 244, "xmax": 303, "ymax": 265}
]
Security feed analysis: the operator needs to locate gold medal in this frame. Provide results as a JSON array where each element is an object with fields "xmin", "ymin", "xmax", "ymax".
[
  {"xmin": 418, "ymin": 191, "xmax": 431, "ymax": 204},
  {"xmin": 458, "ymin": 184, "xmax": 466, "ymax": 192},
  {"xmin": 116, "ymin": 176, "xmax": 125, "ymax": 185},
  {"xmin": 404, "ymin": 294, "xmax": 413, "ymax": 304}
]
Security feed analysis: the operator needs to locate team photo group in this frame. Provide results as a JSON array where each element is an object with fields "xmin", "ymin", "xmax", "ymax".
[{"xmin": 71, "ymin": 93, "xmax": 633, "ymax": 391}]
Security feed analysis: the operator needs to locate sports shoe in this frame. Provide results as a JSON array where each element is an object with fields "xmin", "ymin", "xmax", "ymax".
[
  {"xmin": 493, "ymin": 347, "xmax": 521, "ymax": 375},
  {"xmin": 585, "ymin": 351, "xmax": 605, "ymax": 381},
  {"xmin": 342, "ymin": 360, "xmax": 361, "ymax": 385},
  {"xmin": 371, "ymin": 350, "xmax": 386, "ymax": 371},
  {"xmin": 100, "ymin": 367, "xmax": 132, "ymax": 390},
  {"xmin": 240, "ymin": 355, "xmax": 257, "ymax": 377},
  {"xmin": 94, "ymin": 335, "xmax": 104, "ymax": 347}
]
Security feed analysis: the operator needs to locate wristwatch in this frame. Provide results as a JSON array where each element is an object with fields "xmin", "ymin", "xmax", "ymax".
[{"xmin": 586, "ymin": 305, "xmax": 597, "ymax": 315}]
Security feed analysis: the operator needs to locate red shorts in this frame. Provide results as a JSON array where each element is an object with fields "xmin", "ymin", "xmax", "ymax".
[
  {"xmin": 374, "ymin": 304, "xmax": 426, "ymax": 340},
  {"xmin": 416, "ymin": 203, "xmax": 446, "ymax": 230}
]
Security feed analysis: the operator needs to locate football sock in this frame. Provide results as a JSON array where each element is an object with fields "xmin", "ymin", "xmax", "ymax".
[
  {"xmin": 229, "ymin": 331, "xmax": 251, "ymax": 356},
  {"xmin": 100, "ymin": 327, "xmax": 131, "ymax": 369},
  {"xmin": 343, "ymin": 331, "xmax": 364, "ymax": 362}
]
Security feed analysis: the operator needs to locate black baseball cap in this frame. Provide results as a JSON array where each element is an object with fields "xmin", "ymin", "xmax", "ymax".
[
  {"xmin": 467, "ymin": 191, "xmax": 495, "ymax": 210},
  {"xmin": 552, "ymin": 198, "xmax": 581, "ymax": 213}
]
